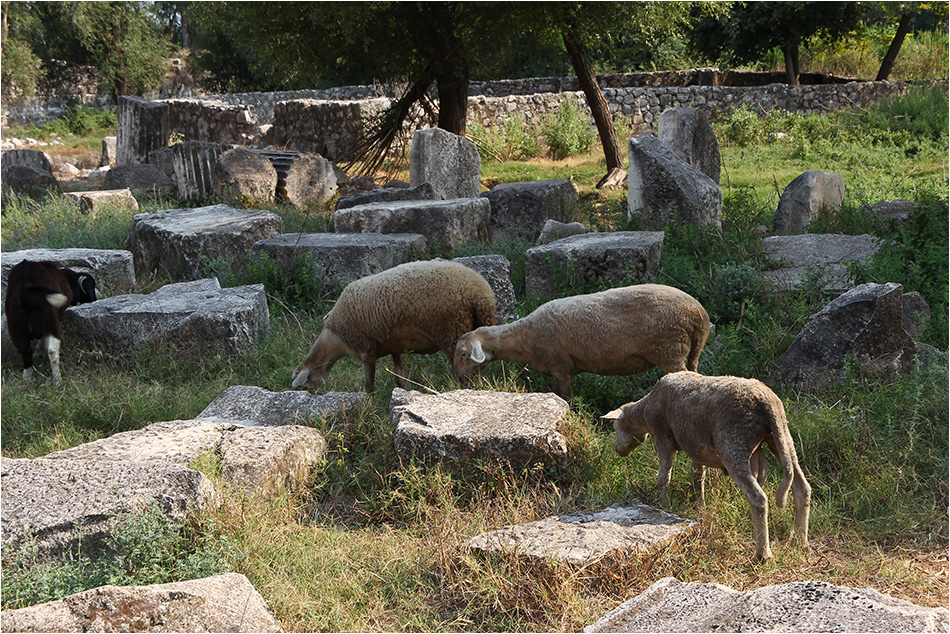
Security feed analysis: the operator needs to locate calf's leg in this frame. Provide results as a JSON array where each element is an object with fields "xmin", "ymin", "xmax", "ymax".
[
  {"xmin": 729, "ymin": 466, "xmax": 773, "ymax": 561},
  {"xmin": 691, "ymin": 461, "xmax": 707, "ymax": 507}
]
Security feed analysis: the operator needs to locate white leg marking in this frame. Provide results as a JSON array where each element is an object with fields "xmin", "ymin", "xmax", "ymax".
[{"xmin": 46, "ymin": 336, "xmax": 62, "ymax": 384}]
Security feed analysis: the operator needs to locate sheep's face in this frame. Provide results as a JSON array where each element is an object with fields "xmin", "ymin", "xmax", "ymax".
[
  {"xmin": 453, "ymin": 333, "xmax": 491, "ymax": 378},
  {"xmin": 611, "ymin": 404, "xmax": 649, "ymax": 457},
  {"xmin": 291, "ymin": 363, "xmax": 329, "ymax": 389}
]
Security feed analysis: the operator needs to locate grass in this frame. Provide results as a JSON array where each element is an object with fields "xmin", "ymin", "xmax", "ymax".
[{"xmin": 1, "ymin": 87, "xmax": 948, "ymax": 629}]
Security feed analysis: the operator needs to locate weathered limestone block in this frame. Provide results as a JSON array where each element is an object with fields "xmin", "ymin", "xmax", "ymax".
[
  {"xmin": 481, "ymin": 179, "xmax": 579, "ymax": 242},
  {"xmin": 172, "ymin": 140, "xmax": 227, "ymax": 200},
  {"xmin": 335, "ymin": 182, "xmax": 437, "ymax": 211},
  {"xmin": 901, "ymin": 291, "xmax": 931, "ymax": 338},
  {"xmin": 102, "ymin": 163, "xmax": 176, "ymax": 198},
  {"xmin": 251, "ymin": 232, "xmax": 427, "ymax": 285},
  {"xmin": 1, "ymin": 248, "xmax": 136, "ymax": 302},
  {"xmin": 272, "ymin": 98, "xmax": 394, "ymax": 162},
  {"xmin": 467, "ymin": 501, "xmax": 694, "ymax": 565},
  {"xmin": 197, "ymin": 386, "xmax": 368, "ymax": 427},
  {"xmin": 1, "ymin": 165, "xmax": 60, "ymax": 198},
  {"xmin": 390, "ymin": 388, "xmax": 570, "ymax": 470},
  {"xmin": 2, "ymin": 148, "xmax": 53, "ymax": 173},
  {"xmin": 282, "ymin": 152, "xmax": 338, "ymax": 207},
  {"xmin": 100, "ymin": 135, "xmax": 117, "ymax": 168},
  {"xmin": 585, "ymin": 577, "xmax": 949, "ymax": 633},
  {"xmin": 128, "ymin": 204, "xmax": 284, "ymax": 278},
  {"xmin": 0, "ymin": 573, "xmax": 284, "ymax": 633},
  {"xmin": 333, "ymin": 198, "xmax": 490, "ymax": 253},
  {"xmin": 538, "ymin": 219, "xmax": 587, "ymax": 245},
  {"xmin": 62, "ymin": 188, "xmax": 139, "ymax": 214},
  {"xmin": 774, "ymin": 170, "xmax": 846, "ymax": 235},
  {"xmin": 116, "ymin": 95, "xmax": 169, "ymax": 167},
  {"xmin": 453, "ymin": 254, "xmax": 518, "ymax": 323},
  {"xmin": 869, "ymin": 198, "xmax": 919, "ymax": 223},
  {"xmin": 1, "ymin": 457, "xmax": 219, "ymax": 561},
  {"xmin": 762, "ymin": 234, "xmax": 881, "ymax": 293},
  {"xmin": 525, "ymin": 231, "xmax": 664, "ymax": 302},
  {"xmin": 409, "ymin": 127, "xmax": 481, "ymax": 199},
  {"xmin": 627, "ymin": 134, "xmax": 722, "ymax": 229},
  {"xmin": 773, "ymin": 282, "xmax": 917, "ymax": 391},
  {"xmin": 62, "ymin": 278, "xmax": 269, "ymax": 356},
  {"xmin": 657, "ymin": 107, "xmax": 721, "ymax": 184},
  {"xmin": 213, "ymin": 147, "xmax": 278, "ymax": 204}
]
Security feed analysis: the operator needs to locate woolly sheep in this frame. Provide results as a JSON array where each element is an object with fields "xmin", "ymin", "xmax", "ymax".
[
  {"xmin": 292, "ymin": 260, "xmax": 496, "ymax": 393},
  {"xmin": 5, "ymin": 260, "xmax": 97, "ymax": 384},
  {"xmin": 605, "ymin": 371, "xmax": 811, "ymax": 561},
  {"xmin": 453, "ymin": 284, "xmax": 709, "ymax": 401}
]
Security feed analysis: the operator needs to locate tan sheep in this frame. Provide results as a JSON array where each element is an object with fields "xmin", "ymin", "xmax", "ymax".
[
  {"xmin": 292, "ymin": 260, "xmax": 496, "ymax": 393},
  {"xmin": 605, "ymin": 371, "xmax": 811, "ymax": 561},
  {"xmin": 453, "ymin": 284, "xmax": 709, "ymax": 401}
]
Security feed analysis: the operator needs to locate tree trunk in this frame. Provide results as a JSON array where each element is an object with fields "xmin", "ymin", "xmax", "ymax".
[
  {"xmin": 435, "ymin": 41, "xmax": 470, "ymax": 136},
  {"xmin": 561, "ymin": 24, "xmax": 626, "ymax": 189},
  {"xmin": 783, "ymin": 41, "xmax": 800, "ymax": 85},
  {"xmin": 876, "ymin": 12, "xmax": 913, "ymax": 81}
]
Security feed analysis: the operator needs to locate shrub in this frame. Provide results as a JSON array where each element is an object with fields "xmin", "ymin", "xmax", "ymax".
[
  {"xmin": 241, "ymin": 251, "xmax": 343, "ymax": 308},
  {"xmin": 541, "ymin": 98, "xmax": 597, "ymax": 160}
]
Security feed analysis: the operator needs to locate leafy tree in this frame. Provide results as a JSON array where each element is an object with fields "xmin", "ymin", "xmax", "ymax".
[{"xmin": 1, "ymin": 1, "xmax": 45, "ymax": 102}]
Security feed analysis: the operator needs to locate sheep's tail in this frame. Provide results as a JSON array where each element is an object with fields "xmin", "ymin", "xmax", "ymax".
[
  {"xmin": 765, "ymin": 401, "xmax": 800, "ymax": 509},
  {"xmin": 686, "ymin": 318, "xmax": 710, "ymax": 372}
]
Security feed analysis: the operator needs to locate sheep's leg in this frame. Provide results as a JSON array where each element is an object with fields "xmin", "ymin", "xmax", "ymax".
[
  {"xmin": 789, "ymin": 462, "xmax": 812, "ymax": 549},
  {"xmin": 655, "ymin": 447, "xmax": 675, "ymax": 508},
  {"xmin": 362, "ymin": 356, "xmax": 377, "ymax": 393},
  {"xmin": 392, "ymin": 353, "xmax": 407, "ymax": 389},
  {"xmin": 751, "ymin": 447, "xmax": 768, "ymax": 485},
  {"xmin": 691, "ymin": 461, "xmax": 707, "ymax": 507},
  {"xmin": 730, "ymin": 466, "xmax": 772, "ymax": 561},
  {"xmin": 45, "ymin": 335, "xmax": 63, "ymax": 385},
  {"xmin": 552, "ymin": 371, "xmax": 574, "ymax": 402}
]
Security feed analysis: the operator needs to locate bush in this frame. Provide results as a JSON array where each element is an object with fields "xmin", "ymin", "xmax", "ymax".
[{"xmin": 541, "ymin": 98, "xmax": 597, "ymax": 160}]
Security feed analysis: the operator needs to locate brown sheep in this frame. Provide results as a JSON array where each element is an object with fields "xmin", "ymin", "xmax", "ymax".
[
  {"xmin": 453, "ymin": 284, "xmax": 709, "ymax": 401},
  {"xmin": 292, "ymin": 260, "xmax": 496, "ymax": 393},
  {"xmin": 605, "ymin": 371, "xmax": 811, "ymax": 561}
]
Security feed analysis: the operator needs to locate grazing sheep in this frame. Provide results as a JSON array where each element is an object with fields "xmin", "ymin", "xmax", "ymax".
[
  {"xmin": 606, "ymin": 371, "xmax": 811, "ymax": 561},
  {"xmin": 5, "ymin": 260, "xmax": 97, "ymax": 384},
  {"xmin": 454, "ymin": 284, "xmax": 709, "ymax": 401},
  {"xmin": 292, "ymin": 260, "xmax": 496, "ymax": 393}
]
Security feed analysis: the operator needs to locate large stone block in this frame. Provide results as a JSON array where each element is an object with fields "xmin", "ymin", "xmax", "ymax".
[
  {"xmin": 627, "ymin": 134, "xmax": 722, "ymax": 229},
  {"xmin": 409, "ymin": 127, "xmax": 481, "ymax": 199},
  {"xmin": 525, "ymin": 231, "xmax": 664, "ymax": 302},
  {"xmin": 481, "ymin": 179, "xmax": 578, "ymax": 242},
  {"xmin": 762, "ymin": 234, "xmax": 881, "ymax": 293},
  {"xmin": 102, "ymin": 163, "xmax": 176, "ymax": 198},
  {"xmin": 63, "ymin": 278, "xmax": 270, "ymax": 356},
  {"xmin": 538, "ymin": 219, "xmax": 587, "ymax": 245},
  {"xmin": 657, "ymin": 107, "xmax": 721, "ymax": 184},
  {"xmin": 251, "ymin": 232, "xmax": 427, "ymax": 285},
  {"xmin": 453, "ymin": 254, "xmax": 518, "ymax": 323},
  {"xmin": 335, "ymin": 182, "xmax": 437, "ymax": 211},
  {"xmin": 171, "ymin": 140, "xmax": 227, "ymax": 200},
  {"xmin": 1, "ymin": 164, "xmax": 59, "ymax": 198},
  {"xmin": 1, "ymin": 248, "xmax": 136, "ymax": 302},
  {"xmin": 390, "ymin": 388, "xmax": 570, "ymax": 470},
  {"xmin": 282, "ymin": 152, "xmax": 338, "ymax": 207},
  {"xmin": 0, "ymin": 573, "xmax": 284, "ymax": 633},
  {"xmin": 467, "ymin": 501, "xmax": 694, "ymax": 565},
  {"xmin": 62, "ymin": 188, "xmax": 139, "ymax": 214},
  {"xmin": 197, "ymin": 386, "xmax": 368, "ymax": 427},
  {"xmin": 773, "ymin": 170, "xmax": 846, "ymax": 235},
  {"xmin": 213, "ymin": 147, "xmax": 278, "ymax": 204},
  {"xmin": 585, "ymin": 577, "xmax": 948, "ymax": 633},
  {"xmin": 128, "ymin": 204, "xmax": 284, "ymax": 278},
  {"xmin": 1, "ymin": 148, "xmax": 53, "ymax": 174},
  {"xmin": 333, "ymin": 198, "xmax": 490, "ymax": 254},
  {"xmin": 116, "ymin": 95, "xmax": 169, "ymax": 167},
  {"xmin": 1, "ymin": 457, "xmax": 219, "ymax": 561}
]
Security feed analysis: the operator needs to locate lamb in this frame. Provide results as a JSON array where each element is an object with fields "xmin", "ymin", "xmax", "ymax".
[
  {"xmin": 292, "ymin": 260, "xmax": 496, "ymax": 393},
  {"xmin": 605, "ymin": 371, "xmax": 811, "ymax": 561},
  {"xmin": 5, "ymin": 260, "xmax": 97, "ymax": 384},
  {"xmin": 453, "ymin": 284, "xmax": 709, "ymax": 401}
]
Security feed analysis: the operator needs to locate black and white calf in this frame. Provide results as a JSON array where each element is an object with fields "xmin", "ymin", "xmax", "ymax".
[{"xmin": 5, "ymin": 260, "xmax": 96, "ymax": 384}]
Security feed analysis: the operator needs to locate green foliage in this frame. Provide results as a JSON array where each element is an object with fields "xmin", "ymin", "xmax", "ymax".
[
  {"xmin": 541, "ymin": 99, "xmax": 597, "ymax": 160},
  {"xmin": 61, "ymin": 105, "xmax": 118, "ymax": 136},
  {"xmin": 865, "ymin": 84, "xmax": 950, "ymax": 144},
  {"xmin": 0, "ymin": 37, "xmax": 44, "ymax": 102},
  {"xmin": 452, "ymin": 238, "xmax": 533, "ymax": 299},
  {"xmin": 467, "ymin": 116, "xmax": 544, "ymax": 163},
  {"xmin": 241, "ymin": 252, "xmax": 343, "ymax": 307}
]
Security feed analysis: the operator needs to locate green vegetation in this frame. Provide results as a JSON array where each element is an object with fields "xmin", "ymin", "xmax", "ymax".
[{"xmin": 1, "ymin": 87, "xmax": 947, "ymax": 630}]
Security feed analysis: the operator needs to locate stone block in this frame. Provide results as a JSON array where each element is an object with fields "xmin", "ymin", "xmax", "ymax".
[
  {"xmin": 1, "ymin": 165, "xmax": 60, "ymax": 198},
  {"xmin": 657, "ymin": 107, "xmax": 721, "ymax": 184},
  {"xmin": 627, "ymin": 134, "xmax": 722, "ymax": 229},
  {"xmin": 409, "ymin": 127, "xmax": 481, "ymax": 199},
  {"xmin": 1, "ymin": 457, "xmax": 219, "ymax": 562},
  {"xmin": 197, "ymin": 386, "xmax": 368, "ymax": 427},
  {"xmin": 335, "ymin": 182, "xmax": 437, "ymax": 211},
  {"xmin": 62, "ymin": 278, "xmax": 270, "ymax": 356},
  {"xmin": 116, "ymin": 95, "xmax": 169, "ymax": 167},
  {"xmin": 525, "ymin": 231, "xmax": 664, "ymax": 302},
  {"xmin": 0, "ymin": 573, "xmax": 284, "ymax": 633},
  {"xmin": 762, "ymin": 234, "xmax": 881, "ymax": 293},
  {"xmin": 103, "ymin": 163, "xmax": 176, "ymax": 198},
  {"xmin": 1, "ymin": 148, "xmax": 53, "ymax": 175},
  {"xmin": 100, "ymin": 135, "xmax": 118, "ymax": 168},
  {"xmin": 1, "ymin": 248, "xmax": 136, "ymax": 302},
  {"xmin": 453, "ymin": 254, "xmax": 517, "ymax": 323},
  {"xmin": 481, "ymin": 179, "xmax": 578, "ymax": 242},
  {"xmin": 333, "ymin": 198, "xmax": 490, "ymax": 254},
  {"xmin": 390, "ymin": 388, "xmax": 570, "ymax": 470},
  {"xmin": 213, "ymin": 147, "xmax": 278, "ymax": 204},
  {"xmin": 62, "ymin": 188, "xmax": 139, "ymax": 214},
  {"xmin": 467, "ymin": 501, "xmax": 694, "ymax": 565},
  {"xmin": 773, "ymin": 170, "xmax": 846, "ymax": 235},
  {"xmin": 538, "ymin": 219, "xmax": 587, "ymax": 245},
  {"xmin": 282, "ymin": 152, "xmax": 338, "ymax": 207},
  {"xmin": 585, "ymin": 577, "xmax": 948, "ymax": 633},
  {"xmin": 902, "ymin": 291, "xmax": 931, "ymax": 338},
  {"xmin": 171, "ymin": 140, "xmax": 227, "ymax": 200},
  {"xmin": 128, "ymin": 204, "xmax": 284, "ymax": 278},
  {"xmin": 251, "ymin": 232, "xmax": 427, "ymax": 286}
]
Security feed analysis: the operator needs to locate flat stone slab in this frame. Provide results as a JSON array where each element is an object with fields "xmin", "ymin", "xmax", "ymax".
[
  {"xmin": 335, "ymin": 182, "xmax": 436, "ymax": 210},
  {"xmin": 453, "ymin": 254, "xmax": 518, "ymax": 323},
  {"xmin": 63, "ymin": 278, "xmax": 269, "ymax": 356},
  {"xmin": 127, "ymin": 204, "xmax": 284, "ymax": 278},
  {"xmin": 333, "ymin": 198, "xmax": 490, "ymax": 253},
  {"xmin": 481, "ymin": 179, "xmax": 578, "ymax": 242},
  {"xmin": 525, "ymin": 231, "xmax": 664, "ymax": 302},
  {"xmin": 62, "ymin": 188, "xmax": 139, "ymax": 214},
  {"xmin": 466, "ymin": 501, "xmax": 694, "ymax": 565},
  {"xmin": 1, "ymin": 248, "xmax": 136, "ymax": 302},
  {"xmin": 251, "ymin": 232, "xmax": 427, "ymax": 285},
  {"xmin": 763, "ymin": 234, "xmax": 882, "ymax": 292},
  {"xmin": 390, "ymin": 388, "xmax": 570, "ymax": 470},
  {"xmin": 585, "ymin": 577, "xmax": 949, "ymax": 633},
  {"xmin": 1, "ymin": 457, "xmax": 219, "ymax": 561},
  {"xmin": 0, "ymin": 573, "xmax": 284, "ymax": 633},
  {"xmin": 197, "ymin": 386, "xmax": 368, "ymax": 427}
]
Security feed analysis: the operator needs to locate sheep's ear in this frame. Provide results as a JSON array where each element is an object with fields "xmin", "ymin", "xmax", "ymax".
[
  {"xmin": 292, "ymin": 368, "xmax": 309, "ymax": 388},
  {"xmin": 601, "ymin": 408, "xmax": 624, "ymax": 421},
  {"xmin": 469, "ymin": 339, "xmax": 486, "ymax": 364}
]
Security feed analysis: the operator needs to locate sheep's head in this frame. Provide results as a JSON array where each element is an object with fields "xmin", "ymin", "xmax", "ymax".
[
  {"xmin": 292, "ymin": 329, "xmax": 346, "ymax": 390},
  {"xmin": 291, "ymin": 362, "xmax": 329, "ymax": 389},
  {"xmin": 603, "ymin": 402, "xmax": 649, "ymax": 457},
  {"xmin": 454, "ymin": 331, "xmax": 492, "ymax": 378}
]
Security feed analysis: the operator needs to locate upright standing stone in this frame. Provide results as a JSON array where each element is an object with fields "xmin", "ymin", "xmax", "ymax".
[
  {"xmin": 282, "ymin": 153, "xmax": 338, "ymax": 207},
  {"xmin": 213, "ymin": 147, "xmax": 278, "ymax": 204},
  {"xmin": 657, "ymin": 107, "xmax": 721, "ymax": 184},
  {"xmin": 409, "ymin": 127, "xmax": 481, "ymax": 199},
  {"xmin": 773, "ymin": 171, "xmax": 846, "ymax": 235},
  {"xmin": 172, "ymin": 140, "xmax": 226, "ymax": 200},
  {"xmin": 100, "ymin": 135, "xmax": 118, "ymax": 167},
  {"xmin": 116, "ymin": 96, "xmax": 169, "ymax": 167},
  {"xmin": 481, "ymin": 179, "xmax": 578, "ymax": 242}
]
